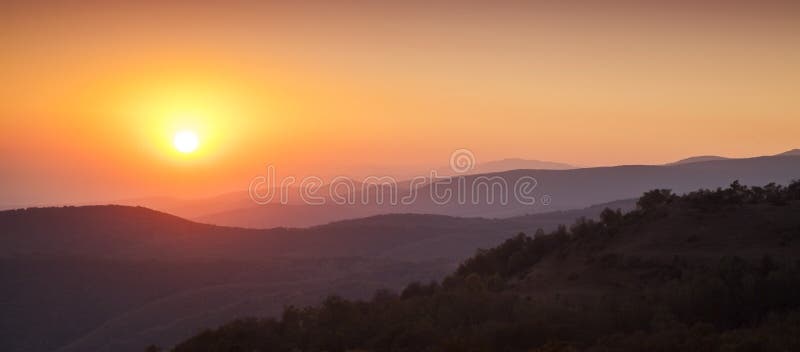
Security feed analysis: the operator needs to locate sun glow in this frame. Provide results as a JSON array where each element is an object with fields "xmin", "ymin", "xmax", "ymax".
[{"xmin": 173, "ymin": 130, "xmax": 199, "ymax": 153}]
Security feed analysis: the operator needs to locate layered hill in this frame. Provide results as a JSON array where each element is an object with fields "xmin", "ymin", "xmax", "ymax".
[
  {"xmin": 0, "ymin": 200, "xmax": 632, "ymax": 352},
  {"xmin": 171, "ymin": 181, "xmax": 800, "ymax": 351},
  {"xmin": 193, "ymin": 153, "xmax": 800, "ymax": 228},
  {"xmin": 0, "ymin": 199, "xmax": 634, "ymax": 262}
]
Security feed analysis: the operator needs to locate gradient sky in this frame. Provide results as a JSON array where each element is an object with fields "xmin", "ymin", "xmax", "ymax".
[{"xmin": 1, "ymin": 2, "xmax": 799, "ymax": 204}]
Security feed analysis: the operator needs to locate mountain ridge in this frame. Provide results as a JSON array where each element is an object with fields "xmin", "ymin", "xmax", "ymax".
[
  {"xmin": 0, "ymin": 198, "xmax": 636, "ymax": 352},
  {"xmin": 194, "ymin": 154, "xmax": 800, "ymax": 228},
  {"xmin": 170, "ymin": 181, "xmax": 800, "ymax": 352}
]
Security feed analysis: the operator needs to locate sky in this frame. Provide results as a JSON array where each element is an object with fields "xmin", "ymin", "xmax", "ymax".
[{"xmin": 1, "ymin": 1, "xmax": 799, "ymax": 204}]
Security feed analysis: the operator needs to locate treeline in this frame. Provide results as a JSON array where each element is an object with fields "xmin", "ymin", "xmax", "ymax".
[
  {"xmin": 157, "ymin": 180, "xmax": 800, "ymax": 352},
  {"xmin": 162, "ymin": 258, "xmax": 800, "ymax": 351},
  {"xmin": 454, "ymin": 180, "xmax": 800, "ymax": 282}
]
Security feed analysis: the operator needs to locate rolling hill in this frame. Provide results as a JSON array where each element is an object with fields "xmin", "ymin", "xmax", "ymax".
[
  {"xmin": 0, "ymin": 199, "xmax": 634, "ymax": 262},
  {"xmin": 667, "ymin": 155, "xmax": 729, "ymax": 165},
  {"xmin": 193, "ymin": 153, "xmax": 800, "ymax": 228},
  {"xmin": 0, "ymin": 199, "xmax": 632, "ymax": 352},
  {"xmin": 171, "ymin": 181, "xmax": 800, "ymax": 352}
]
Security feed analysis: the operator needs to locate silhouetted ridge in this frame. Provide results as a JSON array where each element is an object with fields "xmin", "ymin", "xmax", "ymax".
[
  {"xmin": 169, "ymin": 180, "xmax": 800, "ymax": 352},
  {"xmin": 667, "ymin": 155, "xmax": 729, "ymax": 165},
  {"xmin": 1, "ymin": 204, "xmax": 196, "ymax": 229},
  {"xmin": 1, "ymin": 200, "xmax": 641, "ymax": 352},
  {"xmin": 777, "ymin": 148, "xmax": 800, "ymax": 156},
  {"xmin": 180, "ymin": 152, "xmax": 800, "ymax": 228}
]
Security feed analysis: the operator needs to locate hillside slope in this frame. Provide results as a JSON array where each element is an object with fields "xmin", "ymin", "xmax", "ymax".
[
  {"xmin": 171, "ymin": 181, "xmax": 800, "ymax": 352},
  {"xmin": 0, "ymin": 200, "xmax": 635, "ymax": 262},
  {"xmin": 0, "ymin": 200, "xmax": 632, "ymax": 352}
]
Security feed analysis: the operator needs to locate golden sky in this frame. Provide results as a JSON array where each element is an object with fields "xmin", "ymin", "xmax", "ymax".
[{"xmin": 1, "ymin": 2, "xmax": 799, "ymax": 204}]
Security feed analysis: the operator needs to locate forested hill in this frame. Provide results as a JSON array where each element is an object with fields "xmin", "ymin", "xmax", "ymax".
[{"xmin": 168, "ymin": 180, "xmax": 800, "ymax": 352}]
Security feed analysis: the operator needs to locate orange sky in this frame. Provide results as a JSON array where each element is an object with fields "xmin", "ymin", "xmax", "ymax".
[{"xmin": 1, "ymin": 2, "xmax": 799, "ymax": 204}]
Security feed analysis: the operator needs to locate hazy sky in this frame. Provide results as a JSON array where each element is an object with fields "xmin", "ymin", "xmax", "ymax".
[{"xmin": 1, "ymin": 2, "xmax": 799, "ymax": 204}]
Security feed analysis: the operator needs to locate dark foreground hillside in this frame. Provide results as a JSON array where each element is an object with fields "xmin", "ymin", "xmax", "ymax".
[
  {"xmin": 0, "ymin": 199, "xmax": 632, "ymax": 352},
  {"xmin": 168, "ymin": 181, "xmax": 800, "ymax": 352}
]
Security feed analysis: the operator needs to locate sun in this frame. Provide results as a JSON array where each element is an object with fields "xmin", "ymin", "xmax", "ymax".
[{"xmin": 173, "ymin": 130, "xmax": 199, "ymax": 153}]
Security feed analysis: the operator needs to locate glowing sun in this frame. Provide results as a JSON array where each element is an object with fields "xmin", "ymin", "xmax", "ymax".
[{"xmin": 173, "ymin": 130, "xmax": 199, "ymax": 153}]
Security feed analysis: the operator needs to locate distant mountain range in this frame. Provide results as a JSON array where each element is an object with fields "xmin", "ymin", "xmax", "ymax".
[
  {"xmin": 777, "ymin": 148, "xmax": 800, "ymax": 156},
  {"xmin": 187, "ymin": 152, "xmax": 800, "ymax": 228},
  {"xmin": 667, "ymin": 155, "xmax": 730, "ymax": 165},
  {"xmin": 475, "ymin": 158, "xmax": 577, "ymax": 172},
  {"xmin": 434, "ymin": 158, "xmax": 577, "ymax": 176},
  {"xmin": 666, "ymin": 148, "xmax": 800, "ymax": 165},
  {"xmin": 106, "ymin": 157, "xmax": 578, "ymax": 222}
]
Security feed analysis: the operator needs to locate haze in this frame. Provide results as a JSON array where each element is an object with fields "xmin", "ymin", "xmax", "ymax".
[{"xmin": 2, "ymin": 1, "xmax": 799, "ymax": 205}]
